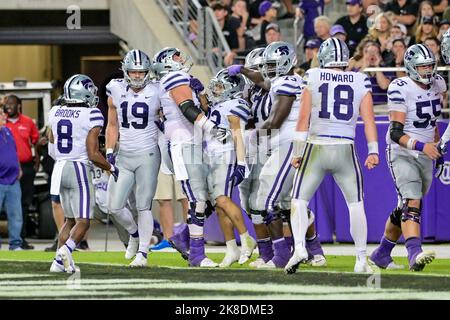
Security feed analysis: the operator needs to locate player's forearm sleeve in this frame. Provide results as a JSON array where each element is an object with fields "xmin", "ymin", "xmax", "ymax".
[{"xmin": 179, "ymin": 99, "xmax": 202, "ymax": 124}]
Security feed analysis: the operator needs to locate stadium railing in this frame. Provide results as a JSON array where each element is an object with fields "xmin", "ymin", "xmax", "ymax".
[
  {"xmin": 156, "ymin": 0, "xmax": 231, "ymax": 75},
  {"xmin": 361, "ymin": 66, "xmax": 450, "ymax": 116}
]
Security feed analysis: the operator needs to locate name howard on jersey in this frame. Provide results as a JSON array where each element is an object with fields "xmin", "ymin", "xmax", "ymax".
[{"xmin": 319, "ymin": 72, "xmax": 354, "ymax": 83}]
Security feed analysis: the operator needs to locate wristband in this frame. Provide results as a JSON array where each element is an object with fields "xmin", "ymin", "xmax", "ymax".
[
  {"xmin": 237, "ymin": 161, "xmax": 246, "ymax": 166},
  {"xmin": 414, "ymin": 141, "xmax": 425, "ymax": 152},
  {"xmin": 110, "ymin": 164, "xmax": 115, "ymax": 172},
  {"xmin": 294, "ymin": 131, "xmax": 308, "ymax": 141},
  {"xmin": 406, "ymin": 138, "xmax": 414, "ymax": 150},
  {"xmin": 106, "ymin": 148, "xmax": 114, "ymax": 155},
  {"xmin": 367, "ymin": 141, "xmax": 379, "ymax": 155}
]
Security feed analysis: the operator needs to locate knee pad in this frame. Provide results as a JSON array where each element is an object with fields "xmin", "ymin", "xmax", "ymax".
[
  {"xmin": 280, "ymin": 210, "xmax": 290, "ymax": 224},
  {"xmin": 250, "ymin": 209, "xmax": 265, "ymax": 225},
  {"xmin": 187, "ymin": 202, "xmax": 206, "ymax": 227},
  {"xmin": 401, "ymin": 202, "xmax": 421, "ymax": 224},
  {"xmin": 389, "ymin": 207, "xmax": 402, "ymax": 228}
]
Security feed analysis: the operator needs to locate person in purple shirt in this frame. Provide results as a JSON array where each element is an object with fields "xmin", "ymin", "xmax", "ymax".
[
  {"xmin": 296, "ymin": 0, "xmax": 331, "ymax": 41},
  {"xmin": 0, "ymin": 107, "xmax": 23, "ymax": 250}
]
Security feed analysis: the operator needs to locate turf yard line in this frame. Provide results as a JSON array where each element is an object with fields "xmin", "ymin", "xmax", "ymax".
[{"xmin": 0, "ymin": 274, "xmax": 52, "ymax": 279}]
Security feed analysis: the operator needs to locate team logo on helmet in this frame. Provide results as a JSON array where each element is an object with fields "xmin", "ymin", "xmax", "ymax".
[
  {"xmin": 80, "ymin": 78, "xmax": 93, "ymax": 90},
  {"xmin": 276, "ymin": 45, "xmax": 290, "ymax": 56}
]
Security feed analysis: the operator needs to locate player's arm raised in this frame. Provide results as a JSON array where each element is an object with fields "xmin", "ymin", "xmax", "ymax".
[
  {"xmin": 227, "ymin": 65, "xmax": 270, "ymax": 91},
  {"xmin": 359, "ymin": 91, "xmax": 379, "ymax": 170},
  {"xmin": 291, "ymin": 88, "xmax": 312, "ymax": 168},
  {"xmin": 105, "ymin": 96, "xmax": 119, "ymax": 164},
  {"xmin": 171, "ymin": 84, "xmax": 229, "ymax": 143},
  {"xmin": 390, "ymin": 111, "xmax": 441, "ymax": 160}
]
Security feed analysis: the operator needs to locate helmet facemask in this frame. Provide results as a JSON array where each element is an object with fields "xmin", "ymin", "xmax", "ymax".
[
  {"xmin": 123, "ymin": 68, "xmax": 151, "ymax": 89},
  {"xmin": 414, "ymin": 62, "xmax": 437, "ymax": 85}
]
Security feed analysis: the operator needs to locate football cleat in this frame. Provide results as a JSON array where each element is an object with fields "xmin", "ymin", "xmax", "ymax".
[
  {"xmin": 368, "ymin": 258, "xmax": 404, "ymax": 270},
  {"xmin": 257, "ymin": 260, "xmax": 277, "ymax": 269},
  {"xmin": 49, "ymin": 259, "xmax": 65, "ymax": 273},
  {"xmin": 249, "ymin": 257, "xmax": 266, "ymax": 268},
  {"xmin": 125, "ymin": 236, "xmax": 139, "ymax": 260},
  {"xmin": 219, "ymin": 248, "xmax": 240, "ymax": 268},
  {"xmin": 307, "ymin": 254, "xmax": 327, "ymax": 267},
  {"xmin": 285, "ymin": 247, "xmax": 309, "ymax": 274},
  {"xmin": 129, "ymin": 252, "xmax": 148, "ymax": 268},
  {"xmin": 410, "ymin": 250, "xmax": 435, "ymax": 271},
  {"xmin": 57, "ymin": 245, "xmax": 77, "ymax": 273},
  {"xmin": 199, "ymin": 257, "xmax": 219, "ymax": 268},
  {"xmin": 239, "ymin": 235, "xmax": 257, "ymax": 265},
  {"xmin": 354, "ymin": 260, "xmax": 374, "ymax": 273}
]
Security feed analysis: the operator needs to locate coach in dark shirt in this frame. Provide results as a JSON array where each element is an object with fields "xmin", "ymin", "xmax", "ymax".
[
  {"xmin": 335, "ymin": 0, "xmax": 367, "ymax": 57},
  {"xmin": 0, "ymin": 107, "xmax": 23, "ymax": 251},
  {"xmin": 383, "ymin": 0, "xmax": 418, "ymax": 29}
]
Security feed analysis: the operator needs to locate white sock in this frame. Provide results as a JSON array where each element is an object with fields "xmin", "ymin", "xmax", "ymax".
[
  {"xmin": 137, "ymin": 209, "xmax": 154, "ymax": 254},
  {"xmin": 226, "ymin": 239, "xmax": 238, "ymax": 252},
  {"xmin": 65, "ymin": 238, "xmax": 77, "ymax": 252},
  {"xmin": 239, "ymin": 231, "xmax": 250, "ymax": 243},
  {"xmin": 290, "ymin": 198, "xmax": 309, "ymax": 249},
  {"xmin": 348, "ymin": 201, "xmax": 368, "ymax": 261},
  {"xmin": 110, "ymin": 207, "xmax": 138, "ymax": 235},
  {"xmin": 188, "ymin": 223, "xmax": 204, "ymax": 238}
]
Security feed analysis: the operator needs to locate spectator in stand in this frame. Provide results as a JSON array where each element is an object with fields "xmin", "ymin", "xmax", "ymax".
[
  {"xmin": 438, "ymin": 19, "xmax": 450, "ymax": 40},
  {"xmin": 385, "ymin": 38, "xmax": 408, "ymax": 77},
  {"xmin": 295, "ymin": 0, "xmax": 332, "ymax": 41},
  {"xmin": 424, "ymin": 36, "xmax": 445, "ymax": 65},
  {"xmin": 313, "ymin": 15, "xmax": 331, "ymax": 42},
  {"xmin": 431, "ymin": 0, "xmax": 448, "ymax": 19},
  {"xmin": 348, "ymin": 41, "xmax": 394, "ymax": 105},
  {"xmin": 255, "ymin": 0, "xmax": 279, "ymax": 46},
  {"xmin": 231, "ymin": 0, "xmax": 251, "ymax": 51},
  {"xmin": 386, "ymin": 23, "xmax": 410, "ymax": 50},
  {"xmin": 0, "ymin": 107, "xmax": 23, "ymax": 251},
  {"xmin": 366, "ymin": 13, "xmax": 393, "ymax": 56},
  {"xmin": 335, "ymin": 0, "xmax": 368, "ymax": 57},
  {"xmin": 298, "ymin": 38, "xmax": 321, "ymax": 71},
  {"xmin": 330, "ymin": 24, "xmax": 348, "ymax": 42},
  {"xmin": 213, "ymin": 2, "xmax": 241, "ymax": 51},
  {"xmin": 4, "ymin": 95, "xmax": 39, "ymax": 250},
  {"xmin": 223, "ymin": 21, "xmax": 282, "ymax": 66},
  {"xmin": 382, "ymin": 0, "xmax": 418, "ymax": 31},
  {"xmin": 411, "ymin": 16, "xmax": 439, "ymax": 44}
]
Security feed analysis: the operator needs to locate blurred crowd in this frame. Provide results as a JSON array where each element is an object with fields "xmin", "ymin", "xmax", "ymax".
[{"xmin": 196, "ymin": 0, "xmax": 449, "ymax": 106}]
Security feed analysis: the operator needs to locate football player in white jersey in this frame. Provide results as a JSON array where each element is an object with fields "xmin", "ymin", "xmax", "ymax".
[
  {"xmin": 237, "ymin": 49, "xmax": 325, "ymax": 268},
  {"xmin": 48, "ymin": 74, "xmax": 117, "ymax": 273},
  {"xmin": 228, "ymin": 41, "xmax": 325, "ymax": 269},
  {"xmin": 369, "ymin": 44, "xmax": 446, "ymax": 271},
  {"xmin": 105, "ymin": 49, "xmax": 161, "ymax": 267},
  {"xmin": 286, "ymin": 38, "xmax": 379, "ymax": 274},
  {"xmin": 205, "ymin": 69, "xmax": 257, "ymax": 267},
  {"xmin": 436, "ymin": 29, "xmax": 450, "ymax": 161},
  {"xmin": 238, "ymin": 48, "xmax": 276, "ymax": 267},
  {"xmin": 152, "ymin": 47, "xmax": 229, "ymax": 267}
]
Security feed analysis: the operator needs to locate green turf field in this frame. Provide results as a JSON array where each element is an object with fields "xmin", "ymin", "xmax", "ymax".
[{"xmin": 1, "ymin": 251, "xmax": 450, "ymax": 299}]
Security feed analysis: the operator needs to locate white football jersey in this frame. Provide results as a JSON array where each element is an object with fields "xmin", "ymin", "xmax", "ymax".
[
  {"xmin": 304, "ymin": 68, "xmax": 372, "ymax": 144},
  {"xmin": 91, "ymin": 165, "xmax": 109, "ymax": 213},
  {"xmin": 48, "ymin": 105, "xmax": 104, "ymax": 163},
  {"xmin": 205, "ymin": 98, "xmax": 251, "ymax": 155},
  {"xmin": 158, "ymin": 71, "xmax": 202, "ymax": 145},
  {"xmin": 386, "ymin": 75, "xmax": 447, "ymax": 152},
  {"xmin": 249, "ymin": 85, "xmax": 272, "ymax": 129},
  {"xmin": 268, "ymin": 74, "xmax": 302, "ymax": 145},
  {"xmin": 106, "ymin": 79, "xmax": 160, "ymax": 153}
]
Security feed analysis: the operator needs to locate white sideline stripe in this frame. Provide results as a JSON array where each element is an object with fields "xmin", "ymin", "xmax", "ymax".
[
  {"xmin": 0, "ymin": 274, "xmax": 52, "ymax": 279},
  {"xmin": 0, "ymin": 279, "xmax": 168, "ymax": 286},
  {"xmin": 2, "ymin": 258, "xmax": 450, "ymax": 278},
  {"xmin": 0, "ymin": 291, "xmax": 127, "ymax": 298}
]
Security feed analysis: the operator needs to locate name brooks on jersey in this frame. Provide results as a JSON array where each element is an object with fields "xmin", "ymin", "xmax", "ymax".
[{"xmin": 48, "ymin": 105, "xmax": 104, "ymax": 163}]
